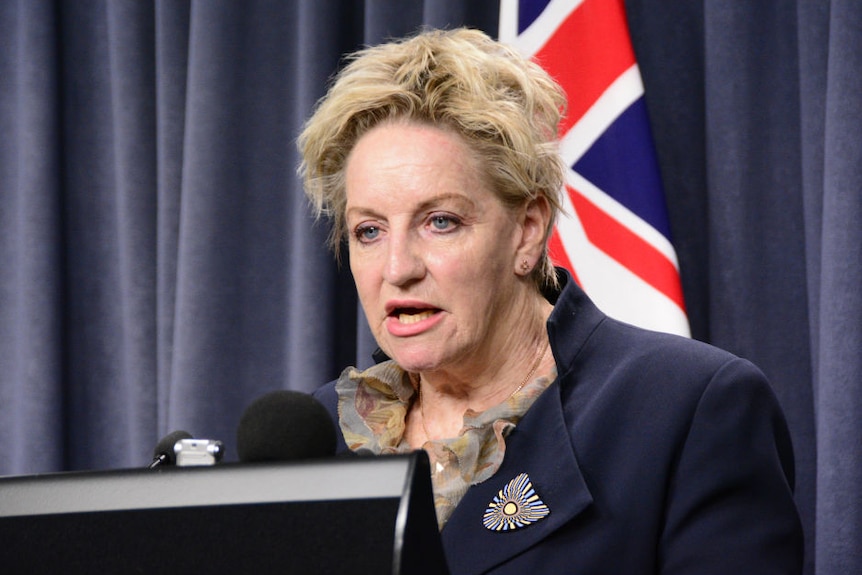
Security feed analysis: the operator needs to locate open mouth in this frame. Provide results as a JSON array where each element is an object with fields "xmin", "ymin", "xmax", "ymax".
[{"xmin": 391, "ymin": 308, "xmax": 438, "ymax": 324}]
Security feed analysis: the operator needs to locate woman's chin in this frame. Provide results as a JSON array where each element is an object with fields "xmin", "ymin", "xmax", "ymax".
[{"xmin": 384, "ymin": 347, "xmax": 444, "ymax": 374}]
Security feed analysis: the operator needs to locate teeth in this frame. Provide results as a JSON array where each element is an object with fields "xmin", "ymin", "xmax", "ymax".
[{"xmin": 398, "ymin": 310, "xmax": 434, "ymax": 324}]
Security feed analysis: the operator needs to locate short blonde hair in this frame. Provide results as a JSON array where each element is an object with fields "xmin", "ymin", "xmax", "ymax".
[{"xmin": 297, "ymin": 27, "xmax": 566, "ymax": 289}]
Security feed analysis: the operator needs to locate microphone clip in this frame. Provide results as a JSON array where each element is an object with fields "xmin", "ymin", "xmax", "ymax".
[{"xmin": 174, "ymin": 439, "xmax": 225, "ymax": 467}]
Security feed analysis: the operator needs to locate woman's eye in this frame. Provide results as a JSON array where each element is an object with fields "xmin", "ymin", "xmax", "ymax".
[
  {"xmin": 355, "ymin": 225, "xmax": 380, "ymax": 242},
  {"xmin": 429, "ymin": 214, "xmax": 459, "ymax": 231}
]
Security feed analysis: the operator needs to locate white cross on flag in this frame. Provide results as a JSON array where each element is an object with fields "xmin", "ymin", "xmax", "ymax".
[{"xmin": 500, "ymin": 0, "xmax": 690, "ymax": 336}]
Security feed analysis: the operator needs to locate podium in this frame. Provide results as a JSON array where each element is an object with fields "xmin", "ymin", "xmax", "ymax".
[{"xmin": 0, "ymin": 451, "xmax": 449, "ymax": 574}]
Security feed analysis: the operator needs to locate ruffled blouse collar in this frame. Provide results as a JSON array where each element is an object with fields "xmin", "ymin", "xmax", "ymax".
[{"xmin": 335, "ymin": 360, "xmax": 556, "ymax": 529}]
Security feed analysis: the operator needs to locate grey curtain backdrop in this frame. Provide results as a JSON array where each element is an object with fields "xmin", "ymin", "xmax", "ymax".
[{"xmin": 0, "ymin": 1, "xmax": 859, "ymax": 574}]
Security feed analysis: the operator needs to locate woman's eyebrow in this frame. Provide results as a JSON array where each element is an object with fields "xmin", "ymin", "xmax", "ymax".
[
  {"xmin": 346, "ymin": 193, "xmax": 478, "ymax": 220},
  {"xmin": 414, "ymin": 193, "xmax": 478, "ymax": 212}
]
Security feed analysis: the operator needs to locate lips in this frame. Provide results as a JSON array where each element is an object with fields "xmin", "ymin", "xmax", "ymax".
[{"xmin": 384, "ymin": 302, "xmax": 442, "ymax": 336}]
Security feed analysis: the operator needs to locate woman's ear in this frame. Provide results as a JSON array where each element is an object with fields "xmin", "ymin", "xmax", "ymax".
[{"xmin": 515, "ymin": 195, "xmax": 552, "ymax": 276}]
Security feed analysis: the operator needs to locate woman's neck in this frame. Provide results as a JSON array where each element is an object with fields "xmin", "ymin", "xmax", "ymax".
[{"xmin": 408, "ymin": 296, "xmax": 555, "ymax": 443}]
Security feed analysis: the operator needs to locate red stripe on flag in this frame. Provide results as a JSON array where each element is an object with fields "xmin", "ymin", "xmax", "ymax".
[
  {"xmin": 566, "ymin": 184, "xmax": 686, "ymax": 312},
  {"xmin": 548, "ymin": 227, "xmax": 581, "ymax": 286},
  {"xmin": 533, "ymin": 0, "xmax": 637, "ymax": 134}
]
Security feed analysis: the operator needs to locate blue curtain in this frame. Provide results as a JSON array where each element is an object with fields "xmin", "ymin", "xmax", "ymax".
[{"xmin": 0, "ymin": 1, "xmax": 859, "ymax": 573}]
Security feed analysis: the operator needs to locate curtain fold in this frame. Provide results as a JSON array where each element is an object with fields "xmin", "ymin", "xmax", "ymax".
[
  {"xmin": 1, "ymin": 1, "xmax": 860, "ymax": 572},
  {"xmin": 153, "ymin": 0, "xmax": 190, "ymax": 434},
  {"xmin": 57, "ymin": 0, "xmax": 158, "ymax": 470},
  {"xmin": 700, "ymin": 2, "xmax": 818, "ymax": 570},
  {"xmin": 815, "ymin": 2, "xmax": 862, "ymax": 572},
  {"xmin": 0, "ymin": 0, "xmax": 64, "ymax": 473}
]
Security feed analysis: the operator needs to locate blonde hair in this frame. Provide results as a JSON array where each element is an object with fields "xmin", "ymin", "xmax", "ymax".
[{"xmin": 297, "ymin": 27, "xmax": 566, "ymax": 289}]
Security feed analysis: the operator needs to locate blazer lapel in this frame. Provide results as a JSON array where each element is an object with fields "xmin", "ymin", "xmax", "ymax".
[{"xmin": 441, "ymin": 378, "xmax": 593, "ymax": 574}]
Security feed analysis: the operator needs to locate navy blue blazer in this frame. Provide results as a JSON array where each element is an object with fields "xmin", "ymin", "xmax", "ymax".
[{"xmin": 313, "ymin": 271, "xmax": 803, "ymax": 574}]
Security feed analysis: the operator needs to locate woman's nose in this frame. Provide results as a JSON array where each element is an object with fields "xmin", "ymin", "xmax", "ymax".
[{"xmin": 382, "ymin": 233, "xmax": 425, "ymax": 286}]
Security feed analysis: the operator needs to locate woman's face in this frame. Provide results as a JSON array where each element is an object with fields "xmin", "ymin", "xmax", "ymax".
[{"xmin": 344, "ymin": 122, "xmax": 530, "ymax": 375}]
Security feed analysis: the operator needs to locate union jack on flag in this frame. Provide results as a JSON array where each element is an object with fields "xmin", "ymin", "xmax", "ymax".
[{"xmin": 500, "ymin": 0, "xmax": 690, "ymax": 336}]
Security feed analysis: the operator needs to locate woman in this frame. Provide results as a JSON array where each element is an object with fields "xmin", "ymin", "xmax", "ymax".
[{"xmin": 299, "ymin": 28, "xmax": 802, "ymax": 575}]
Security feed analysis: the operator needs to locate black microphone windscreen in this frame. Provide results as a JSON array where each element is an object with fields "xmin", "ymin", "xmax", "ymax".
[
  {"xmin": 152, "ymin": 430, "xmax": 193, "ymax": 465},
  {"xmin": 236, "ymin": 390, "xmax": 337, "ymax": 462}
]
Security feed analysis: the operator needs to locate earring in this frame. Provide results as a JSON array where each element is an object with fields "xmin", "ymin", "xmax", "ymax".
[{"xmin": 520, "ymin": 260, "xmax": 531, "ymax": 273}]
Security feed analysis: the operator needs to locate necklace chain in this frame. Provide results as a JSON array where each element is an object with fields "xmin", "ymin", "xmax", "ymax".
[{"xmin": 418, "ymin": 339, "xmax": 550, "ymax": 442}]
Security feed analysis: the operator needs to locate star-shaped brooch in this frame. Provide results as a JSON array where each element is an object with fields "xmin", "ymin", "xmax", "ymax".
[{"xmin": 483, "ymin": 472, "xmax": 550, "ymax": 532}]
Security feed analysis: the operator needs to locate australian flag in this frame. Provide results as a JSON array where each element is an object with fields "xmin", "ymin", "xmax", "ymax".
[{"xmin": 500, "ymin": 0, "xmax": 690, "ymax": 336}]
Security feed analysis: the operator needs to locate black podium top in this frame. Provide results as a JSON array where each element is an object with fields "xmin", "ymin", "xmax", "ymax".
[{"xmin": 0, "ymin": 452, "xmax": 448, "ymax": 575}]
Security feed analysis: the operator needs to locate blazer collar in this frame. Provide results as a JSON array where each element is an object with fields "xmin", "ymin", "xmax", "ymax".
[
  {"xmin": 439, "ymin": 268, "xmax": 600, "ymax": 573},
  {"xmin": 440, "ymin": 376, "xmax": 593, "ymax": 573},
  {"xmin": 543, "ymin": 267, "xmax": 607, "ymax": 377}
]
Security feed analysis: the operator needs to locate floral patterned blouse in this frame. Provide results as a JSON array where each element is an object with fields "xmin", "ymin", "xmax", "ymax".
[{"xmin": 335, "ymin": 359, "xmax": 556, "ymax": 529}]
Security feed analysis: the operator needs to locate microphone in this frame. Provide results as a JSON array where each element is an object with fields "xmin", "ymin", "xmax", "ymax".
[
  {"xmin": 149, "ymin": 430, "xmax": 193, "ymax": 468},
  {"xmin": 236, "ymin": 390, "xmax": 337, "ymax": 462}
]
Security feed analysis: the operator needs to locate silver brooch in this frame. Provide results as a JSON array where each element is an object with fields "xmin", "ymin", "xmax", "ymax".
[{"xmin": 483, "ymin": 472, "xmax": 550, "ymax": 531}]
